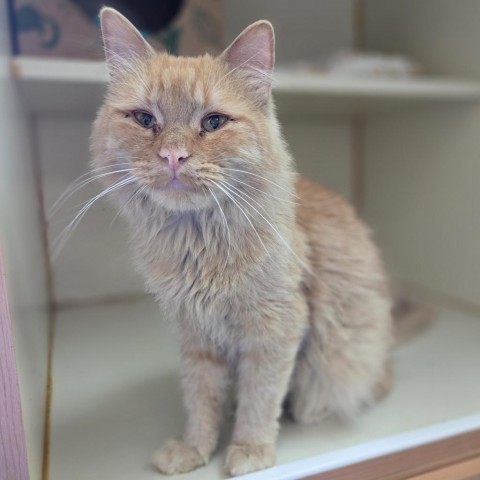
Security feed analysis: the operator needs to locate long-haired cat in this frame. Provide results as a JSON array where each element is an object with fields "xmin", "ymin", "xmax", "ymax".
[{"xmin": 91, "ymin": 8, "xmax": 393, "ymax": 476}]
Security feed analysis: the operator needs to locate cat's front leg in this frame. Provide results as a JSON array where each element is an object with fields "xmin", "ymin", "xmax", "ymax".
[
  {"xmin": 225, "ymin": 334, "xmax": 301, "ymax": 476},
  {"xmin": 153, "ymin": 339, "xmax": 229, "ymax": 475}
]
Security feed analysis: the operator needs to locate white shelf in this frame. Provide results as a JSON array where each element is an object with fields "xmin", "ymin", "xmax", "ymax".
[
  {"xmin": 50, "ymin": 299, "xmax": 480, "ymax": 479},
  {"xmin": 275, "ymin": 69, "xmax": 480, "ymax": 116},
  {"xmin": 12, "ymin": 57, "xmax": 108, "ymax": 115},
  {"xmin": 12, "ymin": 56, "xmax": 480, "ymax": 116}
]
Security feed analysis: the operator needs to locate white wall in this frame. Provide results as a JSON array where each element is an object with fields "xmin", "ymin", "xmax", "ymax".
[
  {"xmin": 0, "ymin": 3, "xmax": 49, "ymax": 478},
  {"xmin": 366, "ymin": 0, "xmax": 480, "ymax": 79},
  {"xmin": 283, "ymin": 120, "xmax": 352, "ymax": 199},
  {"xmin": 226, "ymin": 0, "xmax": 353, "ymax": 65},
  {"xmin": 364, "ymin": 0, "xmax": 480, "ymax": 307}
]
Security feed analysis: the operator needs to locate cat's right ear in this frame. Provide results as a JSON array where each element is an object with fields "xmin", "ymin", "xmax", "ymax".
[{"xmin": 99, "ymin": 7, "xmax": 154, "ymax": 77}]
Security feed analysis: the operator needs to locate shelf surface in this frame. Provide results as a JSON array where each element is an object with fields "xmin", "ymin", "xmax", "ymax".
[
  {"xmin": 49, "ymin": 299, "xmax": 480, "ymax": 480},
  {"xmin": 12, "ymin": 56, "xmax": 480, "ymax": 115}
]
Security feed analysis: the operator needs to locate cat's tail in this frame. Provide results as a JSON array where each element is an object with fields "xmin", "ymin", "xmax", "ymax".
[{"xmin": 391, "ymin": 296, "xmax": 436, "ymax": 346}]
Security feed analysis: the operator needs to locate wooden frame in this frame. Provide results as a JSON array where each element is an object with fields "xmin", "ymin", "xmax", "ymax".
[
  {"xmin": 306, "ymin": 429, "xmax": 480, "ymax": 480},
  {"xmin": 0, "ymin": 247, "xmax": 29, "ymax": 480}
]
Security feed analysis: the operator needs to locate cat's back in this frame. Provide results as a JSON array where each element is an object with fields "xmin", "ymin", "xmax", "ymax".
[
  {"xmin": 296, "ymin": 175, "xmax": 356, "ymax": 224},
  {"xmin": 295, "ymin": 175, "xmax": 386, "ymax": 286},
  {"xmin": 296, "ymin": 175, "xmax": 364, "ymax": 237}
]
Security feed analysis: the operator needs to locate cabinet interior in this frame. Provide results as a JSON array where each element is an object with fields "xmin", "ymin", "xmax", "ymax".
[{"xmin": 2, "ymin": 1, "xmax": 480, "ymax": 479}]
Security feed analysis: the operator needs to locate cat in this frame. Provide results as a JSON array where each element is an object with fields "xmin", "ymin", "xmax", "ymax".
[{"xmin": 91, "ymin": 7, "xmax": 394, "ymax": 476}]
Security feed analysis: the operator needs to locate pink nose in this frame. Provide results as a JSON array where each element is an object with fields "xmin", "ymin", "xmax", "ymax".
[{"xmin": 159, "ymin": 148, "xmax": 190, "ymax": 175}]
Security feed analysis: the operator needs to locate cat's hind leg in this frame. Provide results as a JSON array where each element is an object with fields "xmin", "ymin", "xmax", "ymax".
[{"xmin": 290, "ymin": 293, "xmax": 393, "ymax": 423}]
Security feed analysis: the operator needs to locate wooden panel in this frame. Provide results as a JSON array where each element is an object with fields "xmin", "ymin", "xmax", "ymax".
[
  {"xmin": 407, "ymin": 456, "xmax": 480, "ymax": 480},
  {"xmin": 304, "ymin": 429, "xmax": 480, "ymax": 480},
  {"xmin": 0, "ymin": 248, "xmax": 29, "ymax": 480},
  {"xmin": 0, "ymin": 1, "xmax": 50, "ymax": 478}
]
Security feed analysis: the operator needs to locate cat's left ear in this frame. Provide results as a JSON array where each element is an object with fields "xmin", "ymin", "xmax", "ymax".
[
  {"xmin": 100, "ymin": 7, "xmax": 154, "ymax": 78},
  {"xmin": 220, "ymin": 21, "xmax": 275, "ymax": 102}
]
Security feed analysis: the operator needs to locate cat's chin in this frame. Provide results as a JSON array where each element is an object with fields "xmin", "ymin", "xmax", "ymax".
[{"xmin": 147, "ymin": 186, "xmax": 212, "ymax": 212}]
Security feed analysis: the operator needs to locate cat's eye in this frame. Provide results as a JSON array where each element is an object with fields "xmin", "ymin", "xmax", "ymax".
[
  {"xmin": 132, "ymin": 111, "xmax": 156, "ymax": 129},
  {"xmin": 201, "ymin": 113, "xmax": 229, "ymax": 133}
]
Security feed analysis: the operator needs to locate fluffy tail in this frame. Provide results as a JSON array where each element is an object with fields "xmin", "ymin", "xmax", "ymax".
[{"xmin": 392, "ymin": 297, "xmax": 436, "ymax": 345}]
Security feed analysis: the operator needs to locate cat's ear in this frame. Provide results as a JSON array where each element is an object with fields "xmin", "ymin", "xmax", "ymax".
[
  {"xmin": 220, "ymin": 21, "xmax": 275, "ymax": 102},
  {"xmin": 99, "ymin": 7, "xmax": 154, "ymax": 77}
]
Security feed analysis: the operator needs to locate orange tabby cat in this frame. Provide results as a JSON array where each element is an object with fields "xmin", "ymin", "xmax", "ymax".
[{"xmin": 91, "ymin": 8, "xmax": 393, "ymax": 476}]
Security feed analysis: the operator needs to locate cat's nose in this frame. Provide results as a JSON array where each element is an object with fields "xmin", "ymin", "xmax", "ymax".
[{"xmin": 159, "ymin": 148, "xmax": 191, "ymax": 174}]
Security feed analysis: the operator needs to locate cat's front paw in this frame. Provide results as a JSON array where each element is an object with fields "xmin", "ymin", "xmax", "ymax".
[
  {"xmin": 152, "ymin": 439, "xmax": 206, "ymax": 475},
  {"xmin": 225, "ymin": 443, "xmax": 275, "ymax": 476}
]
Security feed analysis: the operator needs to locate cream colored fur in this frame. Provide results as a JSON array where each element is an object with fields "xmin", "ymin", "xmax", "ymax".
[{"xmin": 91, "ymin": 8, "xmax": 393, "ymax": 476}]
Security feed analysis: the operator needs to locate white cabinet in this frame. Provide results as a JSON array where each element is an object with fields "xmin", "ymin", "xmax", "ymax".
[{"xmin": 2, "ymin": 1, "xmax": 480, "ymax": 479}]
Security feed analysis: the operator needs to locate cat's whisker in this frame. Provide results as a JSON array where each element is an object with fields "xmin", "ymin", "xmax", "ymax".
[
  {"xmin": 52, "ymin": 175, "xmax": 136, "ymax": 258},
  {"xmin": 49, "ymin": 167, "xmax": 137, "ymax": 218},
  {"xmin": 52, "ymin": 175, "xmax": 136, "ymax": 261},
  {"xmin": 208, "ymin": 180, "xmax": 271, "ymax": 259},
  {"xmin": 52, "ymin": 162, "xmax": 131, "ymax": 200},
  {"xmin": 52, "ymin": 171, "xmax": 138, "ymax": 224},
  {"xmin": 125, "ymin": 156, "xmax": 149, "ymax": 161},
  {"xmin": 109, "ymin": 184, "xmax": 147, "ymax": 229},
  {"xmin": 49, "ymin": 162, "xmax": 132, "ymax": 215},
  {"xmin": 206, "ymin": 186, "xmax": 231, "ymax": 274},
  {"xmin": 55, "ymin": 179, "xmax": 143, "ymax": 225},
  {"xmin": 52, "ymin": 173, "xmax": 133, "ymax": 241},
  {"xmin": 221, "ymin": 182, "xmax": 269, "ymax": 214},
  {"xmin": 219, "ymin": 181, "xmax": 310, "ymax": 271},
  {"xmin": 221, "ymin": 167, "xmax": 299, "ymax": 198},
  {"xmin": 90, "ymin": 162, "xmax": 132, "ymax": 171},
  {"xmin": 222, "ymin": 173, "xmax": 300, "ymax": 205}
]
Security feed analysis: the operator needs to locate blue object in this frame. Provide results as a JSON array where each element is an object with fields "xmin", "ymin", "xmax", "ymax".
[{"xmin": 15, "ymin": 4, "xmax": 60, "ymax": 49}]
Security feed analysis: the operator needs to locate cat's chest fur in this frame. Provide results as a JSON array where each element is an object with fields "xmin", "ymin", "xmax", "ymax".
[
  {"xmin": 127, "ymin": 198, "xmax": 298, "ymax": 347},
  {"xmin": 131, "ymin": 208, "xmax": 252, "ymax": 330}
]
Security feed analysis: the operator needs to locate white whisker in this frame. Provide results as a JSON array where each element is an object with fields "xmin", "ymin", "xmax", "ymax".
[
  {"xmin": 220, "ymin": 181, "xmax": 309, "ymax": 271},
  {"xmin": 52, "ymin": 176, "xmax": 136, "ymax": 261},
  {"xmin": 49, "ymin": 162, "xmax": 132, "ymax": 214},
  {"xmin": 206, "ymin": 186, "xmax": 231, "ymax": 273},
  {"xmin": 208, "ymin": 180, "xmax": 270, "ymax": 259},
  {"xmin": 49, "ymin": 167, "xmax": 136, "ymax": 218},
  {"xmin": 222, "ymin": 173, "xmax": 300, "ymax": 205},
  {"xmin": 222, "ymin": 167, "xmax": 299, "ymax": 198},
  {"xmin": 109, "ymin": 184, "xmax": 147, "ymax": 229}
]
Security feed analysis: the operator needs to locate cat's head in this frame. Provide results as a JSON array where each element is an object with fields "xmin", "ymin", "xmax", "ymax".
[{"xmin": 92, "ymin": 7, "xmax": 290, "ymax": 213}]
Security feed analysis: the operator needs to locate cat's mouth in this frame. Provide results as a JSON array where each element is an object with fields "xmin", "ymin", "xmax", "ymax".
[
  {"xmin": 142, "ymin": 173, "xmax": 212, "ymax": 211},
  {"xmin": 138, "ymin": 173, "xmax": 196, "ymax": 193},
  {"xmin": 166, "ymin": 178, "xmax": 191, "ymax": 191}
]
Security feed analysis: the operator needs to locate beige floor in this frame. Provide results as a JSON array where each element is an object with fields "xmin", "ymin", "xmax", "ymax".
[{"xmin": 50, "ymin": 298, "xmax": 480, "ymax": 479}]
